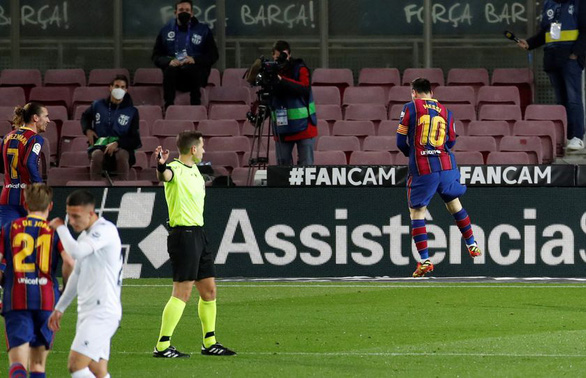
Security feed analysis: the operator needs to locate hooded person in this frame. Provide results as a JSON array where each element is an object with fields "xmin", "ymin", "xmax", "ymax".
[{"xmin": 80, "ymin": 74, "xmax": 142, "ymax": 180}]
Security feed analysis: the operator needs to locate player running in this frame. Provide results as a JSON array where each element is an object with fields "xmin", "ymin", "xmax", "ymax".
[
  {"xmin": 1, "ymin": 183, "xmax": 74, "ymax": 378},
  {"xmin": 397, "ymin": 78, "xmax": 482, "ymax": 278},
  {"xmin": 48, "ymin": 190, "xmax": 123, "ymax": 378}
]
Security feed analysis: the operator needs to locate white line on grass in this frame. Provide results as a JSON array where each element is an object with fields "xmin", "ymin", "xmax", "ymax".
[{"xmin": 123, "ymin": 283, "xmax": 586, "ymax": 288}]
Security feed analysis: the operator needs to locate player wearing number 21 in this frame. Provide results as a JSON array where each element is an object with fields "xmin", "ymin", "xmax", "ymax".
[
  {"xmin": 48, "ymin": 190, "xmax": 123, "ymax": 378},
  {"xmin": 0, "ymin": 183, "xmax": 74, "ymax": 378},
  {"xmin": 397, "ymin": 78, "xmax": 482, "ymax": 278}
]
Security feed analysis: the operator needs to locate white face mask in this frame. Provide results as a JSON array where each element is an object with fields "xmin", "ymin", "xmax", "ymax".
[{"xmin": 111, "ymin": 88, "xmax": 126, "ymax": 100}]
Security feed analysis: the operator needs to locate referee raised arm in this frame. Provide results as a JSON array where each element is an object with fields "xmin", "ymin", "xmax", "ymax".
[{"xmin": 152, "ymin": 131, "xmax": 236, "ymax": 358}]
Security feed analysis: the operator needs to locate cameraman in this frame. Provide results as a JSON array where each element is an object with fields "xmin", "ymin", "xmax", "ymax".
[{"xmin": 270, "ymin": 40, "xmax": 318, "ymax": 166}]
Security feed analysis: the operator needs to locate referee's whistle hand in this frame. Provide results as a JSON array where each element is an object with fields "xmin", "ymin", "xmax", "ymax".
[{"xmin": 155, "ymin": 146, "xmax": 170, "ymax": 164}]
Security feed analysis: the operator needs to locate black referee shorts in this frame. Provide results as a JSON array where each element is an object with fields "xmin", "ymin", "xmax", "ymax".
[{"xmin": 167, "ymin": 226, "xmax": 216, "ymax": 282}]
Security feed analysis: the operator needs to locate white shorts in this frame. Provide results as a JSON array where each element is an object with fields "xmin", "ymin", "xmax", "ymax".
[{"xmin": 71, "ymin": 314, "xmax": 120, "ymax": 362}]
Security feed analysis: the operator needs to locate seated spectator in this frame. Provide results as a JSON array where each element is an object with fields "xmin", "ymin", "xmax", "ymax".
[
  {"xmin": 152, "ymin": 0, "xmax": 218, "ymax": 108},
  {"xmin": 81, "ymin": 75, "xmax": 142, "ymax": 180}
]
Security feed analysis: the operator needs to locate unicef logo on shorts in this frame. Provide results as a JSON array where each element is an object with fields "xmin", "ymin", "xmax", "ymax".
[
  {"xmin": 192, "ymin": 34, "xmax": 202, "ymax": 45},
  {"xmin": 547, "ymin": 9, "xmax": 555, "ymax": 19},
  {"xmin": 167, "ymin": 31, "xmax": 175, "ymax": 41}
]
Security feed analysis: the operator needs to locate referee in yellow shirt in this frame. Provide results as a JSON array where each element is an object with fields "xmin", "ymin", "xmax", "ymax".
[{"xmin": 152, "ymin": 131, "xmax": 236, "ymax": 358}]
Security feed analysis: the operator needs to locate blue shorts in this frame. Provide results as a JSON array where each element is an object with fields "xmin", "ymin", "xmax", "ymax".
[
  {"xmin": 3, "ymin": 310, "xmax": 54, "ymax": 350},
  {"xmin": 407, "ymin": 169, "xmax": 466, "ymax": 209}
]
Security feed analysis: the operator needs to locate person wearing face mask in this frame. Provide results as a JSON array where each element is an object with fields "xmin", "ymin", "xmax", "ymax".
[
  {"xmin": 152, "ymin": 0, "xmax": 219, "ymax": 108},
  {"xmin": 80, "ymin": 75, "xmax": 142, "ymax": 181},
  {"xmin": 516, "ymin": 0, "xmax": 586, "ymax": 151},
  {"xmin": 270, "ymin": 40, "xmax": 318, "ymax": 166}
]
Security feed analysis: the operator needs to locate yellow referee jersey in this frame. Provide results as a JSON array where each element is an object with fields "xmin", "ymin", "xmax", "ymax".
[{"xmin": 164, "ymin": 159, "xmax": 205, "ymax": 227}]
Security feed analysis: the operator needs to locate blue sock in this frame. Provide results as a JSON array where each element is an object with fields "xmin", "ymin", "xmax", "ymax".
[
  {"xmin": 30, "ymin": 373, "xmax": 46, "ymax": 378},
  {"xmin": 411, "ymin": 219, "xmax": 429, "ymax": 260}
]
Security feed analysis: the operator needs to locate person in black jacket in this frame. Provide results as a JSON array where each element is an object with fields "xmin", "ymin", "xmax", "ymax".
[
  {"xmin": 80, "ymin": 75, "xmax": 142, "ymax": 181},
  {"xmin": 152, "ymin": 0, "xmax": 219, "ymax": 108},
  {"xmin": 517, "ymin": 0, "xmax": 586, "ymax": 151}
]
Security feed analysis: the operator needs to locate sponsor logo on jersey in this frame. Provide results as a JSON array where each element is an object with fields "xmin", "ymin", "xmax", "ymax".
[
  {"xmin": 17, "ymin": 277, "xmax": 48, "ymax": 285},
  {"xmin": 118, "ymin": 115, "xmax": 130, "ymax": 126},
  {"xmin": 192, "ymin": 34, "xmax": 202, "ymax": 45}
]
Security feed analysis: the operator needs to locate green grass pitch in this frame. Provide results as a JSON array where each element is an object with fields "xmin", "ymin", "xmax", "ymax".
[{"xmin": 2, "ymin": 279, "xmax": 586, "ymax": 377}]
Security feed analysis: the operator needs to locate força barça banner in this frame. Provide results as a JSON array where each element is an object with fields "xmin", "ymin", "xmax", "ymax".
[
  {"xmin": 267, "ymin": 165, "xmax": 577, "ymax": 187},
  {"xmin": 50, "ymin": 186, "xmax": 586, "ymax": 279}
]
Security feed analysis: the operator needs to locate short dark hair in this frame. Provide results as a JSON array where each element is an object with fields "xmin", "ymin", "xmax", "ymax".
[
  {"xmin": 177, "ymin": 131, "xmax": 203, "ymax": 154},
  {"xmin": 66, "ymin": 189, "xmax": 96, "ymax": 207},
  {"xmin": 272, "ymin": 40, "xmax": 291, "ymax": 54},
  {"xmin": 411, "ymin": 78, "xmax": 432, "ymax": 94},
  {"xmin": 175, "ymin": 0, "xmax": 193, "ymax": 10},
  {"xmin": 110, "ymin": 74, "xmax": 129, "ymax": 87}
]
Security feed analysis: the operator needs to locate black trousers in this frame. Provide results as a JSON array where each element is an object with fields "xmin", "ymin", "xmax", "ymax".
[{"xmin": 163, "ymin": 64, "xmax": 208, "ymax": 107}]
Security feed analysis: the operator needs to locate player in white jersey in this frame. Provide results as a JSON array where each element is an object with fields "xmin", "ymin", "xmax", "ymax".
[{"xmin": 48, "ymin": 189, "xmax": 123, "ymax": 378}]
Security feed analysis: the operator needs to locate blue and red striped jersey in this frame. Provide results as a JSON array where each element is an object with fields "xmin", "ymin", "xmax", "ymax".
[
  {"xmin": 397, "ymin": 99, "xmax": 457, "ymax": 176},
  {"xmin": 0, "ymin": 127, "xmax": 44, "ymax": 207},
  {"xmin": 0, "ymin": 215, "xmax": 64, "ymax": 313}
]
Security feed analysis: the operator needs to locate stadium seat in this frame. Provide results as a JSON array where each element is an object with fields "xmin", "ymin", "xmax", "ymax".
[
  {"xmin": 491, "ymin": 68, "xmax": 534, "ymax": 110},
  {"xmin": 486, "ymin": 151, "xmax": 530, "ymax": 165},
  {"xmin": 513, "ymin": 120, "xmax": 556, "ymax": 164},
  {"xmin": 377, "ymin": 120, "xmax": 398, "ymax": 136},
  {"xmin": 44, "ymin": 69, "xmax": 86, "ymax": 88},
  {"xmin": 402, "ymin": 68, "xmax": 444, "ymax": 88},
  {"xmin": 446, "ymin": 68, "xmax": 489, "ymax": 93},
  {"xmin": 66, "ymin": 180, "xmax": 109, "ymax": 187},
  {"xmin": 316, "ymin": 119, "xmax": 330, "ymax": 136},
  {"xmin": 363, "ymin": 136, "xmax": 401, "ymax": 155},
  {"xmin": 208, "ymin": 104, "xmax": 250, "ymax": 126},
  {"xmin": 161, "ymin": 136, "xmax": 178, "ymax": 152},
  {"xmin": 112, "ymin": 180, "xmax": 154, "ymax": 187},
  {"xmin": 47, "ymin": 167, "xmax": 89, "ymax": 186},
  {"xmin": 198, "ymin": 119, "xmax": 240, "ymax": 137},
  {"xmin": 67, "ymin": 137, "xmax": 90, "ymax": 152},
  {"xmin": 394, "ymin": 153, "xmax": 409, "ymax": 165},
  {"xmin": 164, "ymin": 105, "xmax": 207, "ymax": 122},
  {"xmin": 342, "ymin": 86, "xmax": 386, "ymax": 107},
  {"xmin": 44, "ymin": 122, "xmax": 59, "ymax": 164},
  {"xmin": 45, "ymin": 106, "xmax": 68, "ymax": 130},
  {"xmin": 0, "ymin": 69, "xmax": 42, "ymax": 99},
  {"xmin": 388, "ymin": 104, "xmax": 404, "ymax": 121},
  {"xmin": 72, "ymin": 87, "xmax": 109, "ymax": 114},
  {"xmin": 358, "ymin": 68, "xmax": 400, "ymax": 98},
  {"xmin": 138, "ymin": 136, "xmax": 160, "ymax": 157},
  {"xmin": 349, "ymin": 151, "xmax": 393, "ymax": 165},
  {"xmin": 208, "ymin": 86, "xmax": 250, "ymax": 106},
  {"xmin": 0, "ymin": 106, "xmax": 13, "ymax": 131},
  {"xmin": 317, "ymin": 136, "xmax": 360, "ymax": 153},
  {"xmin": 59, "ymin": 151, "xmax": 90, "ymax": 167},
  {"xmin": 207, "ymin": 136, "xmax": 250, "ymax": 154},
  {"xmin": 499, "ymin": 136, "xmax": 543, "ymax": 164},
  {"xmin": 242, "ymin": 119, "xmax": 270, "ymax": 137},
  {"xmin": 312, "ymin": 86, "xmax": 341, "ymax": 105},
  {"xmin": 467, "ymin": 121, "xmax": 510, "ymax": 144},
  {"xmin": 448, "ymin": 104, "xmax": 476, "ymax": 133},
  {"xmin": 454, "ymin": 151, "xmax": 485, "ymax": 165},
  {"xmin": 230, "ymin": 167, "xmax": 254, "ymax": 186},
  {"xmin": 136, "ymin": 105, "xmax": 163, "ymax": 131},
  {"xmin": 241, "ymin": 151, "xmax": 277, "ymax": 167},
  {"xmin": 60, "ymin": 120, "xmax": 85, "ymax": 156},
  {"xmin": 387, "ymin": 86, "xmax": 412, "ymax": 109},
  {"xmin": 138, "ymin": 120, "xmax": 150, "ymax": 137},
  {"xmin": 476, "ymin": 86, "xmax": 520, "ymax": 111},
  {"xmin": 332, "ymin": 120, "xmax": 376, "ymax": 137},
  {"xmin": 202, "ymin": 151, "xmax": 240, "ymax": 170},
  {"xmin": 174, "ymin": 88, "xmax": 208, "ymax": 107},
  {"xmin": 29, "ymin": 87, "xmax": 72, "ymax": 110},
  {"xmin": 315, "ymin": 104, "xmax": 343, "ymax": 126},
  {"xmin": 133, "ymin": 68, "xmax": 163, "ymax": 86},
  {"xmin": 478, "ymin": 104, "xmax": 522, "ymax": 132},
  {"xmin": 524, "ymin": 104, "xmax": 567, "ymax": 156},
  {"xmin": 453, "ymin": 136, "xmax": 497, "ymax": 161},
  {"xmin": 312, "ymin": 68, "xmax": 354, "ymax": 96},
  {"xmin": 313, "ymin": 150, "xmax": 348, "ymax": 165},
  {"xmin": 73, "ymin": 105, "xmax": 90, "ymax": 121},
  {"xmin": 151, "ymin": 120, "xmax": 195, "ymax": 141},
  {"xmin": 128, "ymin": 86, "xmax": 163, "ymax": 107},
  {"xmin": 433, "ymin": 86, "xmax": 475, "ymax": 106},
  {"xmin": 344, "ymin": 104, "xmax": 387, "ymax": 127},
  {"xmin": 222, "ymin": 68, "xmax": 248, "ymax": 87},
  {"xmin": 0, "ymin": 87, "xmax": 26, "ymax": 107},
  {"xmin": 207, "ymin": 68, "xmax": 221, "ymax": 87},
  {"xmin": 88, "ymin": 68, "xmax": 130, "ymax": 86}
]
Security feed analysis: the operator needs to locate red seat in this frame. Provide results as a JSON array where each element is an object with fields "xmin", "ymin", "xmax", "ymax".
[
  {"xmin": 491, "ymin": 68, "xmax": 534, "ymax": 110},
  {"xmin": 151, "ymin": 120, "xmax": 195, "ymax": 140},
  {"xmin": 499, "ymin": 136, "xmax": 542, "ymax": 164},
  {"xmin": 138, "ymin": 120, "xmax": 150, "ymax": 137},
  {"xmin": 363, "ymin": 136, "xmax": 400, "ymax": 153},
  {"xmin": 44, "ymin": 69, "xmax": 86, "ymax": 87},
  {"xmin": 29, "ymin": 87, "xmax": 72, "ymax": 110},
  {"xmin": 476, "ymin": 86, "xmax": 520, "ymax": 111},
  {"xmin": 112, "ymin": 180, "xmax": 153, "ymax": 187},
  {"xmin": 230, "ymin": 167, "xmax": 254, "ymax": 186},
  {"xmin": 202, "ymin": 151, "xmax": 240, "ymax": 169},
  {"xmin": 394, "ymin": 153, "xmax": 409, "ymax": 165},
  {"xmin": 0, "ymin": 106, "xmax": 14, "ymax": 132},
  {"xmin": 88, "ymin": 69, "xmax": 130, "ymax": 86},
  {"xmin": 387, "ymin": 86, "xmax": 412, "ymax": 109},
  {"xmin": 44, "ymin": 122, "xmax": 59, "ymax": 164},
  {"xmin": 0, "ymin": 87, "xmax": 26, "ymax": 107},
  {"xmin": 68, "ymin": 137, "xmax": 90, "ymax": 152},
  {"xmin": 136, "ymin": 105, "xmax": 163, "ymax": 131},
  {"xmin": 72, "ymin": 87, "xmax": 110, "ymax": 114},
  {"xmin": 312, "ymin": 86, "xmax": 341, "ymax": 105},
  {"xmin": 316, "ymin": 104, "xmax": 343, "ymax": 122},
  {"xmin": 66, "ymin": 180, "xmax": 109, "ymax": 187},
  {"xmin": 208, "ymin": 86, "xmax": 250, "ymax": 106},
  {"xmin": 133, "ymin": 68, "xmax": 163, "ymax": 86},
  {"xmin": 454, "ymin": 151, "xmax": 484, "ymax": 165},
  {"xmin": 73, "ymin": 105, "xmax": 90, "ymax": 121},
  {"xmin": 448, "ymin": 104, "xmax": 477, "ymax": 134},
  {"xmin": 388, "ymin": 104, "xmax": 405, "ymax": 121},
  {"xmin": 486, "ymin": 151, "xmax": 530, "ymax": 165},
  {"xmin": 314, "ymin": 151, "xmax": 347, "ymax": 165},
  {"xmin": 241, "ymin": 151, "xmax": 277, "ymax": 167},
  {"xmin": 332, "ymin": 120, "xmax": 375, "ymax": 137},
  {"xmin": 344, "ymin": 104, "xmax": 387, "ymax": 123},
  {"xmin": 207, "ymin": 68, "xmax": 221, "ymax": 87},
  {"xmin": 59, "ymin": 151, "xmax": 90, "ymax": 167},
  {"xmin": 513, "ymin": 120, "xmax": 556, "ymax": 164},
  {"xmin": 467, "ymin": 121, "xmax": 510, "ymax": 144},
  {"xmin": 47, "ymin": 167, "xmax": 89, "ymax": 186},
  {"xmin": 0, "ymin": 69, "xmax": 42, "ymax": 99},
  {"xmin": 128, "ymin": 86, "xmax": 163, "ymax": 107},
  {"xmin": 198, "ymin": 119, "xmax": 240, "ymax": 137},
  {"xmin": 377, "ymin": 120, "xmax": 398, "ymax": 136},
  {"xmin": 164, "ymin": 105, "xmax": 207, "ymax": 122},
  {"xmin": 317, "ymin": 136, "xmax": 360, "ymax": 153},
  {"xmin": 174, "ymin": 88, "xmax": 208, "ymax": 107},
  {"xmin": 434, "ymin": 86, "xmax": 475, "ymax": 106},
  {"xmin": 316, "ymin": 119, "xmax": 330, "ymax": 136},
  {"xmin": 312, "ymin": 68, "xmax": 354, "ymax": 96},
  {"xmin": 349, "ymin": 151, "xmax": 393, "ymax": 165},
  {"xmin": 446, "ymin": 68, "xmax": 489, "ymax": 94},
  {"xmin": 208, "ymin": 105, "xmax": 250, "ymax": 126},
  {"xmin": 207, "ymin": 136, "xmax": 250, "ymax": 153},
  {"xmin": 358, "ymin": 68, "xmax": 400, "ymax": 98},
  {"xmin": 402, "ymin": 68, "xmax": 444, "ymax": 88},
  {"xmin": 138, "ymin": 136, "xmax": 161, "ymax": 156},
  {"xmin": 60, "ymin": 120, "xmax": 85, "ymax": 155},
  {"xmin": 342, "ymin": 86, "xmax": 386, "ymax": 106},
  {"xmin": 524, "ymin": 104, "xmax": 567, "ymax": 156},
  {"xmin": 242, "ymin": 118, "xmax": 270, "ymax": 137},
  {"xmin": 45, "ymin": 106, "xmax": 68, "ymax": 130},
  {"xmin": 221, "ymin": 68, "xmax": 248, "ymax": 87},
  {"xmin": 453, "ymin": 136, "xmax": 497, "ymax": 161},
  {"xmin": 478, "ymin": 104, "xmax": 522, "ymax": 133}
]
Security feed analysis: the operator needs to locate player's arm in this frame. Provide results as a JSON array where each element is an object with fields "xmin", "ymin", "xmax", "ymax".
[
  {"xmin": 26, "ymin": 137, "xmax": 44, "ymax": 183},
  {"xmin": 49, "ymin": 261, "xmax": 80, "ymax": 331},
  {"xmin": 278, "ymin": 66, "xmax": 311, "ymax": 98},
  {"xmin": 58, "ymin": 239, "xmax": 75, "ymax": 287},
  {"xmin": 396, "ymin": 104, "xmax": 411, "ymax": 157},
  {"xmin": 155, "ymin": 145, "xmax": 173, "ymax": 182},
  {"xmin": 53, "ymin": 224, "xmax": 95, "ymax": 260}
]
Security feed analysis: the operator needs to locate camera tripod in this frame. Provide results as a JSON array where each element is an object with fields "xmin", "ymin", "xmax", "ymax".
[{"xmin": 246, "ymin": 99, "xmax": 272, "ymax": 186}]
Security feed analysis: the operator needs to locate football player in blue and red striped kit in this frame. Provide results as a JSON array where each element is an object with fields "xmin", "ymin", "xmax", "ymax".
[
  {"xmin": 1, "ymin": 183, "xmax": 74, "ymax": 378},
  {"xmin": 397, "ymin": 78, "xmax": 482, "ymax": 278}
]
